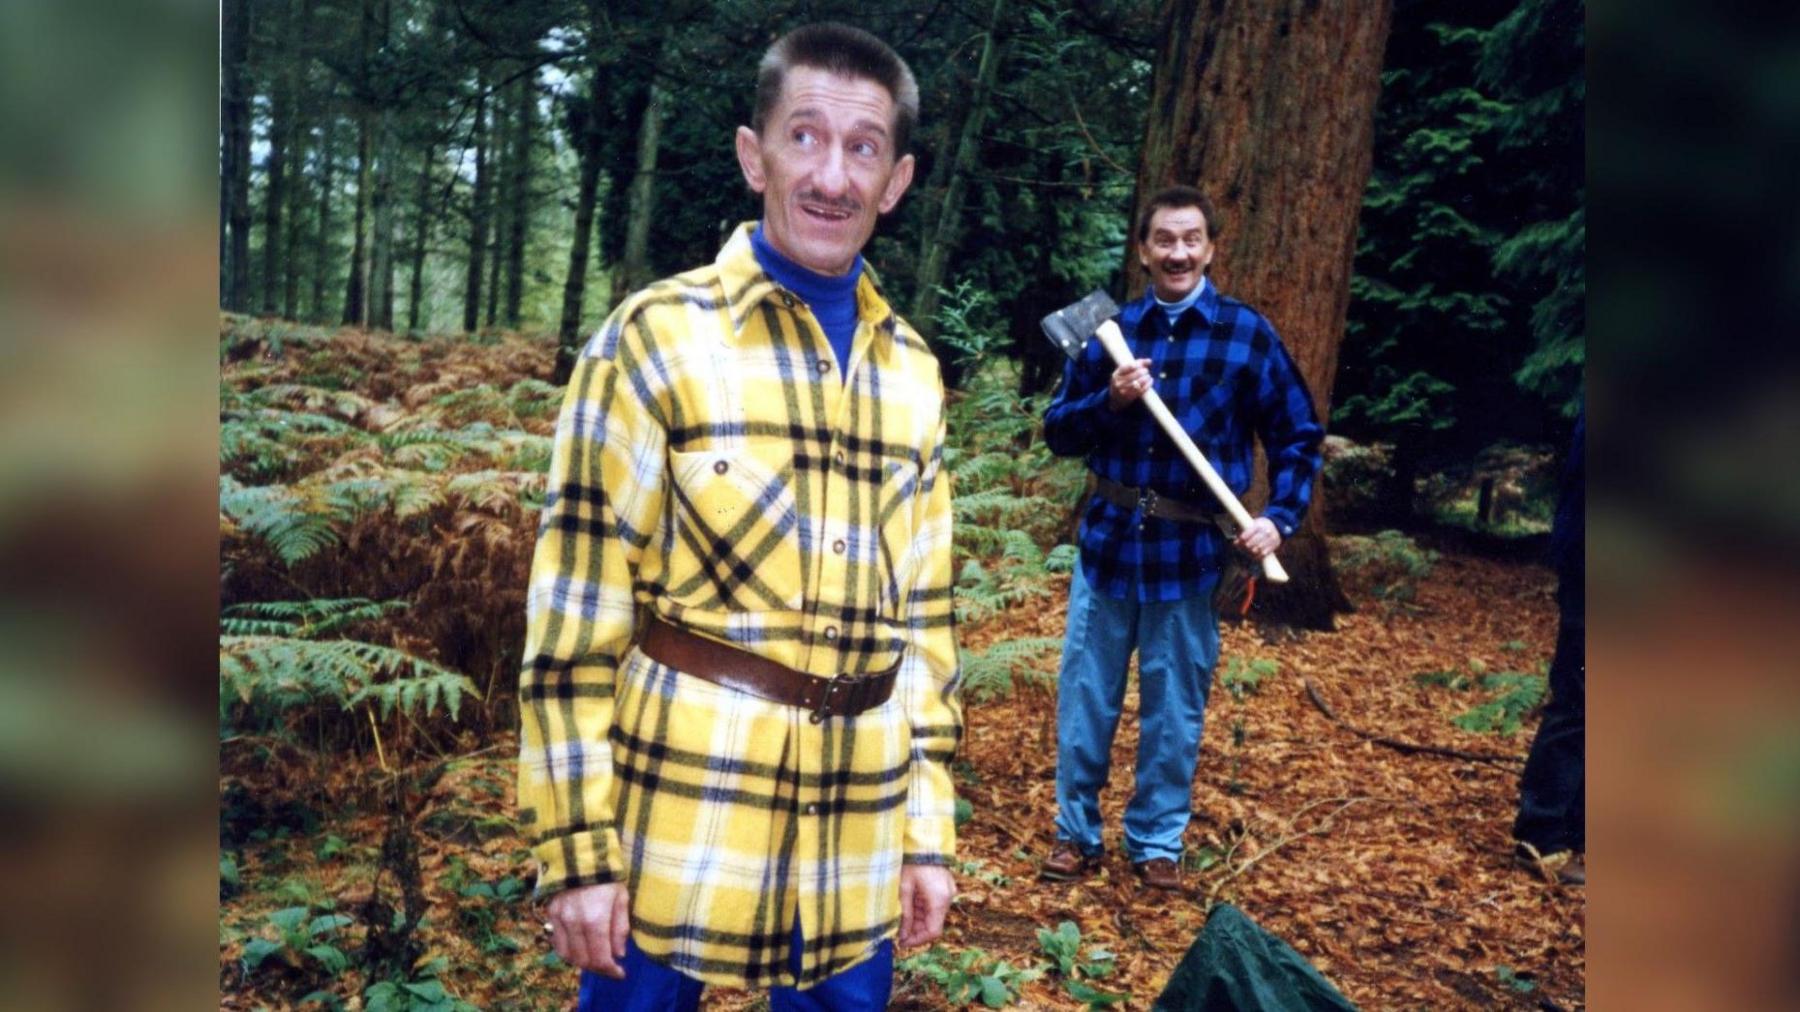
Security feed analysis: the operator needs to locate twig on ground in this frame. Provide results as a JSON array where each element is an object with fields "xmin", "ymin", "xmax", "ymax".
[
  {"xmin": 1203, "ymin": 796, "xmax": 1379, "ymax": 906},
  {"xmin": 1302, "ymin": 677, "xmax": 1525, "ymax": 767}
]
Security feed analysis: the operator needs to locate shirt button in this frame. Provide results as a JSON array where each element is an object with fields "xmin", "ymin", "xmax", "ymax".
[
  {"xmin": 823, "ymin": 626, "xmax": 839, "ymax": 642},
  {"xmin": 817, "ymin": 360, "xmax": 832, "ymax": 375},
  {"xmin": 713, "ymin": 460, "xmax": 729, "ymax": 475},
  {"xmin": 1159, "ymin": 371, "xmax": 1167, "ymax": 379},
  {"xmin": 834, "ymin": 450, "xmax": 846, "ymax": 466},
  {"xmin": 833, "ymin": 539, "xmax": 847, "ymax": 555},
  {"xmin": 806, "ymin": 803, "xmax": 819, "ymax": 815}
]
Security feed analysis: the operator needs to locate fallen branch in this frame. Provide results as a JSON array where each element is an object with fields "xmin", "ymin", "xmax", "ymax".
[
  {"xmin": 1204, "ymin": 795, "xmax": 1378, "ymax": 906},
  {"xmin": 1303, "ymin": 677, "xmax": 1525, "ymax": 767}
]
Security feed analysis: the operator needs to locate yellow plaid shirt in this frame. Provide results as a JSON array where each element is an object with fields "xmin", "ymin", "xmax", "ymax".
[{"xmin": 517, "ymin": 223, "xmax": 962, "ymax": 988}]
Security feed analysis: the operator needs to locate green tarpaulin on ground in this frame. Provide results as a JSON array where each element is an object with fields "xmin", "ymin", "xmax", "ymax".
[{"xmin": 1153, "ymin": 903, "xmax": 1360, "ymax": 1012}]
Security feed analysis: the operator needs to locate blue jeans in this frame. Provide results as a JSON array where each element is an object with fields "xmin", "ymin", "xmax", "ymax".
[
  {"xmin": 1054, "ymin": 564, "xmax": 1220, "ymax": 863},
  {"xmin": 577, "ymin": 918, "xmax": 893, "ymax": 1012}
]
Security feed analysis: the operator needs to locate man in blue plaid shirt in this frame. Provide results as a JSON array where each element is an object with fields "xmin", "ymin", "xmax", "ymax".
[{"xmin": 1039, "ymin": 185, "xmax": 1323, "ymax": 891}]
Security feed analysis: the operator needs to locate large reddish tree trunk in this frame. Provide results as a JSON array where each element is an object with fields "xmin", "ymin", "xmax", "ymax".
[{"xmin": 1128, "ymin": 0, "xmax": 1392, "ymax": 630}]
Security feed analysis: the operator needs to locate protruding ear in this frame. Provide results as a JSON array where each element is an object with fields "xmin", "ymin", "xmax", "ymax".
[
  {"xmin": 877, "ymin": 153, "xmax": 915, "ymax": 214},
  {"xmin": 735, "ymin": 125, "xmax": 767, "ymax": 193}
]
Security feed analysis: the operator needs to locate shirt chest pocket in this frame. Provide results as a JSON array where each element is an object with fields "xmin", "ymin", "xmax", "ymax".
[{"xmin": 666, "ymin": 447, "xmax": 805, "ymax": 611}]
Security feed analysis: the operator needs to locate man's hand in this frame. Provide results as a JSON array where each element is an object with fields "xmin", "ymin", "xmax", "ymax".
[
  {"xmin": 1107, "ymin": 358, "xmax": 1154, "ymax": 411},
  {"xmin": 1234, "ymin": 516, "xmax": 1282, "ymax": 560},
  {"xmin": 546, "ymin": 882, "xmax": 631, "ymax": 979},
  {"xmin": 898, "ymin": 865, "xmax": 955, "ymax": 948}
]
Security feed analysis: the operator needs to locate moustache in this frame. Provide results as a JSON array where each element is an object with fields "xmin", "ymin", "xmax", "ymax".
[{"xmin": 799, "ymin": 191, "xmax": 862, "ymax": 214}]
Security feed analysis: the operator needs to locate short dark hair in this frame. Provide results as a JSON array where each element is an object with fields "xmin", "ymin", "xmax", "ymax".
[
  {"xmin": 1136, "ymin": 185, "xmax": 1221, "ymax": 243},
  {"xmin": 751, "ymin": 23, "xmax": 919, "ymax": 156}
]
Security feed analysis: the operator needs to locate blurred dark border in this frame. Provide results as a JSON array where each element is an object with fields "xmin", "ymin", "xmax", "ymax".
[
  {"xmin": 0, "ymin": 1, "xmax": 219, "ymax": 1009},
  {"xmin": 1591, "ymin": 0, "xmax": 1800, "ymax": 1007}
]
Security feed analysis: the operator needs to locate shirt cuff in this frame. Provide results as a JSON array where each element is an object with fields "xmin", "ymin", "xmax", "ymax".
[
  {"xmin": 1262, "ymin": 508, "xmax": 1299, "ymax": 539},
  {"xmin": 902, "ymin": 816, "xmax": 957, "ymax": 866},
  {"xmin": 530, "ymin": 827, "xmax": 626, "ymax": 901}
]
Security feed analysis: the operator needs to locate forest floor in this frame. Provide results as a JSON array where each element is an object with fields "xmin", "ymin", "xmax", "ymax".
[
  {"xmin": 219, "ymin": 320, "xmax": 1583, "ymax": 1010},
  {"xmin": 221, "ymin": 549, "xmax": 1583, "ymax": 1011}
]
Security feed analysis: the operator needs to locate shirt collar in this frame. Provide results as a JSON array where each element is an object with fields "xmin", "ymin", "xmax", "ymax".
[
  {"xmin": 717, "ymin": 221, "xmax": 897, "ymax": 337},
  {"xmin": 1125, "ymin": 275, "xmax": 1219, "ymax": 336}
]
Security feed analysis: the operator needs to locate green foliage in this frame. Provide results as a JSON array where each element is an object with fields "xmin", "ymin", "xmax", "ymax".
[
  {"xmin": 954, "ymin": 795, "xmax": 975, "ymax": 830},
  {"xmin": 1035, "ymin": 920, "xmax": 1118, "ymax": 981},
  {"xmin": 958, "ymin": 638, "xmax": 1062, "ymax": 704},
  {"xmin": 1413, "ymin": 669, "xmax": 1472, "ymax": 691},
  {"xmin": 1451, "ymin": 672, "xmax": 1547, "ymax": 737},
  {"xmin": 363, "ymin": 957, "xmax": 480, "ymax": 1012},
  {"xmin": 438, "ymin": 857, "xmax": 528, "ymax": 955},
  {"xmin": 1332, "ymin": 530, "xmax": 1439, "ymax": 607},
  {"xmin": 221, "ymin": 598, "xmax": 406, "ymax": 639},
  {"xmin": 1221, "ymin": 656, "xmax": 1280, "ymax": 702},
  {"xmin": 898, "ymin": 945, "xmax": 1045, "ymax": 1008},
  {"xmin": 240, "ymin": 905, "xmax": 354, "ymax": 977},
  {"xmin": 220, "ymin": 630, "xmax": 479, "ymax": 730},
  {"xmin": 1493, "ymin": 964, "xmax": 1538, "ymax": 995}
]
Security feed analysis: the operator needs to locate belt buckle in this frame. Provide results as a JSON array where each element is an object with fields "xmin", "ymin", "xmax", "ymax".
[
  {"xmin": 1136, "ymin": 486, "xmax": 1158, "ymax": 518},
  {"xmin": 810, "ymin": 677, "xmax": 850, "ymax": 724}
]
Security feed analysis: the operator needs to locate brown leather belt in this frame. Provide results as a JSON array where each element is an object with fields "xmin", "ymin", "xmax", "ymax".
[
  {"xmin": 1093, "ymin": 475, "xmax": 1232, "ymax": 529},
  {"xmin": 638, "ymin": 618, "xmax": 899, "ymax": 724}
]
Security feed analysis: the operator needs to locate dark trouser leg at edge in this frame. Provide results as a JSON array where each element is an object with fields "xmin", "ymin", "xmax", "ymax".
[{"xmin": 1514, "ymin": 618, "xmax": 1585, "ymax": 854}]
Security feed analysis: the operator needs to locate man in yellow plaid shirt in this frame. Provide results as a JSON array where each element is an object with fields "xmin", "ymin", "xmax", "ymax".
[{"xmin": 518, "ymin": 23, "xmax": 961, "ymax": 1010}]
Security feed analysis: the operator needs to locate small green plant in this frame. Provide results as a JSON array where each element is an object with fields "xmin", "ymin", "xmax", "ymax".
[
  {"xmin": 364, "ymin": 956, "xmax": 481, "ymax": 1011},
  {"xmin": 240, "ymin": 905, "xmax": 354, "ymax": 978},
  {"xmin": 1331, "ymin": 530, "xmax": 1438, "ymax": 608},
  {"xmin": 1452, "ymin": 672, "xmax": 1548, "ymax": 737},
  {"xmin": 439, "ymin": 857, "xmax": 528, "ymax": 954},
  {"xmin": 953, "ymin": 858, "xmax": 1011, "ymax": 887},
  {"xmin": 1493, "ymin": 965, "xmax": 1537, "ymax": 994},
  {"xmin": 1221, "ymin": 656, "xmax": 1280, "ymax": 702},
  {"xmin": 954, "ymin": 795, "xmax": 975, "ymax": 829},
  {"xmin": 898, "ymin": 945, "xmax": 1045, "ymax": 1007},
  {"xmin": 1413, "ymin": 669, "xmax": 1471, "ymax": 691},
  {"xmin": 1182, "ymin": 846, "xmax": 1222, "ymax": 873},
  {"xmin": 1036, "ymin": 920, "xmax": 1117, "ymax": 980},
  {"xmin": 221, "ymin": 852, "xmax": 242, "ymax": 899},
  {"xmin": 1036, "ymin": 921, "xmax": 1126, "ymax": 1008}
]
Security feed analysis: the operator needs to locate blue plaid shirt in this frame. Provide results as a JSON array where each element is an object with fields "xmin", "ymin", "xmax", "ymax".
[{"xmin": 1043, "ymin": 282, "xmax": 1324, "ymax": 602}]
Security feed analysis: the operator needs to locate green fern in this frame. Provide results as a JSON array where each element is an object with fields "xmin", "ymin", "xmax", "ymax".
[
  {"xmin": 959, "ymin": 638, "xmax": 1063, "ymax": 703},
  {"xmin": 221, "ymin": 598, "xmax": 406, "ymax": 638},
  {"xmin": 507, "ymin": 378, "xmax": 564, "ymax": 419},
  {"xmin": 221, "ymin": 635, "xmax": 480, "ymax": 723},
  {"xmin": 220, "ymin": 478, "xmax": 348, "ymax": 564}
]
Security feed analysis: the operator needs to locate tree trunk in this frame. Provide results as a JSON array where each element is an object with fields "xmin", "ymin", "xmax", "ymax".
[
  {"xmin": 283, "ymin": 0, "xmax": 316, "ymax": 320},
  {"xmin": 342, "ymin": 0, "xmax": 375, "ymax": 327},
  {"xmin": 910, "ymin": 0, "xmax": 1004, "ymax": 344},
  {"xmin": 612, "ymin": 70, "xmax": 667, "ymax": 306},
  {"xmin": 557, "ymin": 71, "xmax": 607, "ymax": 383},
  {"xmin": 367, "ymin": 0, "xmax": 396, "ymax": 331},
  {"xmin": 311, "ymin": 108, "xmax": 337, "ymax": 323},
  {"xmin": 1129, "ymin": 0, "xmax": 1393, "ymax": 630},
  {"xmin": 504, "ymin": 72, "xmax": 534, "ymax": 327},
  {"xmin": 463, "ymin": 76, "xmax": 491, "ymax": 334},
  {"xmin": 261, "ymin": 0, "xmax": 289, "ymax": 316},
  {"xmin": 342, "ymin": 108, "xmax": 372, "ymax": 326},
  {"xmin": 220, "ymin": 0, "xmax": 252, "ymax": 311},
  {"xmin": 407, "ymin": 142, "xmax": 434, "ymax": 333}
]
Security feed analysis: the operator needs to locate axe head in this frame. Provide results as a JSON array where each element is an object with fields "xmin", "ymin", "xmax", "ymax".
[{"xmin": 1039, "ymin": 289, "xmax": 1121, "ymax": 362}]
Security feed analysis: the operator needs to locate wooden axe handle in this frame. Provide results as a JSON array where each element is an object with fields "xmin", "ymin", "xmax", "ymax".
[{"xmin": 1094, "ymin": 320, "xmax": 1290, "ymax": 584}]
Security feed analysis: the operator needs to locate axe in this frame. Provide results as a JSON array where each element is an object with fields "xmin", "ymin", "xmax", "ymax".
[{"xmin": 1041, "ymin": 289, "xmax": 1290, "ymax": 584}]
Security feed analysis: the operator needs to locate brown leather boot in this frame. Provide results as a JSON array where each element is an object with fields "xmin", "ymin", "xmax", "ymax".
[
  {"xmin": 1040, "ymin": 841, "xmax": 1100, "ymax": 880},
  {"xmin": 1133, "ymin": 858, "xmax": 1182, "ymax": 891}
]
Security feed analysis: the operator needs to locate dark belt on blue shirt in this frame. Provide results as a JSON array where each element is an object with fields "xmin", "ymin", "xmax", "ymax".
[
  {"xmin": 1093, "ymin": 475, "xmax": 1231, "ymax": 529},
  {"xmin": 639, "ymin": 617, "xmax": 899, "ymax": 723}
]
